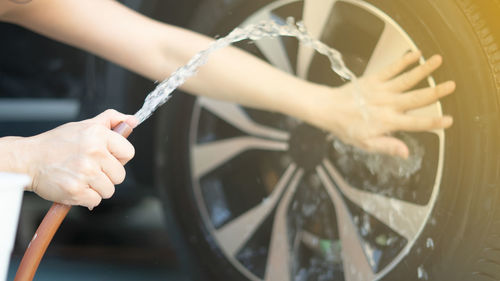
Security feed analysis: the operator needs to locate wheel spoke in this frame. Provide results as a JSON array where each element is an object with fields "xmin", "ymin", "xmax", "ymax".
[
  {"xmin": 215, "ymin": 163, "xmax": 297, "ymax": 257},
  {"xmin": 265, "ymin": 169, "xmax": 304, "ymax": 281},
  {"xmin": 242, "ymin": 9, "xmax": 294, "ymax": 74},
  {"xmin": 199, "ymin": 97, "xmax": 289, "ymax": 141},
  {"xmin": 297, "ymin": 0, "xmax": 337, "ymax": 78},
  {"xmin": 192, "ymin": 137, "xmax": 288, "ymax": 178},
  {"xmin": 316, "ymin": 166, "xmax": 375, "ymax": 281},
  {"xmin": 323, "ymin": 159, "xmax": 428, "ymax": 241},
  {"xmin": 362, "ymin": 21, "xmax": 413, "ymax": 76}
]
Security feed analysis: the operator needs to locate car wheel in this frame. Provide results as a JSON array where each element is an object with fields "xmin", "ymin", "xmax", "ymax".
[{"xmin": 157, "ymin": 0, "xmax": 500, "ymax": 280}]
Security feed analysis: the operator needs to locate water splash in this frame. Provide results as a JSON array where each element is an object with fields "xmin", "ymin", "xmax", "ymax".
[
  {"xmin": 331, "ymin": 133, "xmax": 424, "ymax": 188},
  {"xmin": 133, "ymin": 18, "xmax": 355, "ymax": 125}
]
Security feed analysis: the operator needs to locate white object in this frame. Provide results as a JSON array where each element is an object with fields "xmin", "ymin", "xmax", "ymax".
[{"xmin": 0, "ymin": 173, "xmax": 30, "ymax": 281}]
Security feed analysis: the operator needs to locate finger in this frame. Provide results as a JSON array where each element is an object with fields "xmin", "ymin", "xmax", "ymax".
[
  {"xmin": 394, "ymin": 114, "xmax": 453, "ymax": 132},
  {"xmin": 100, "ymin": 152, "xmax": 126, "ymax": 184},
  {"xmin": 362, "ymin": 136, "xmax": 409, "ymax": 159},
  {"xmin": 106, "ymin": 130, "xmax": 135, "ymax": 165},
  {"xmin": 376, "ymin": 50, "xmax": 421, "ymax": 81},
  {"xmin": 395, "ymin": 81, "xmax": 455, "ymax": 111},
  {"xmin": 387, "ymin": 55, "xmax": 442, "ymax": 92},
  {"xmin": 88, "ymin": 171, "xmax": 115, "ymax": 199},
  {"xmin": 93, "ymin": 109, "xmax": 137, "ymax": 129},
  {"xmin": 76, "ymin": 187, "xmax": 102, "ymax": 210}
]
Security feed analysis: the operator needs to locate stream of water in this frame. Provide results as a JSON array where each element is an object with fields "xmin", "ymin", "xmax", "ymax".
[{"xmin": 133, "ymin": 18, "xmax": 355, "ymax": 124}]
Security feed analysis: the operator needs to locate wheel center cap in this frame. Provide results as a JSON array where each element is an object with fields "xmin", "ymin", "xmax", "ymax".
[{"xmin": 289, "ymin": 124, "xmax": 328, "ymax": 171}]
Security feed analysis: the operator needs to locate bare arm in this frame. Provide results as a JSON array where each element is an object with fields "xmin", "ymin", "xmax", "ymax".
[{"xmin": 0, "ymin": 0, "xmax": 454, "ymax": 157}]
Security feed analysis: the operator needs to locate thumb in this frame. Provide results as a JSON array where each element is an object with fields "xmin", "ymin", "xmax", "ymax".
[
  {"xmin": 362, "ymin": 136, "xmax": 409, "ymax": 159},
  {"xmin": 92, "ymin": 109, "xmax": 137, "ymax": 129}
]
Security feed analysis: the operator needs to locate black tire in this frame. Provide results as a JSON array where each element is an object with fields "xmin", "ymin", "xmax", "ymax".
[{"xmin": 157, "ymin": 0, "xmax": 500, "ymax": 280}]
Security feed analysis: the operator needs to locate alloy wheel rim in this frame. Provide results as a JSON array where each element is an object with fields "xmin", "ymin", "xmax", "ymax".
[{"xmin": 188, "ymin": 1, "xmax": 445, "ymax": 280}]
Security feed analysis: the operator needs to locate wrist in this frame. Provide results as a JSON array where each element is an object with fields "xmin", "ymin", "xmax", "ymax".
[
  {"xmin": 0, "ymin": 136, "xmax": 35, "ymax": 190},
  {"xmin": 279, "ymin": 80, "xmax": 336, "ymax": 123},
  {"xmin": 273, "ymin": 78, "xmax": 312, "ymax": 119},
  {"xmin": 286, "ymin": 80, "xmax": 349, "ymax": 140}
]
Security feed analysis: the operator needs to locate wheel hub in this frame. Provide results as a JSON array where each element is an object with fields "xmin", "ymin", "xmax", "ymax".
[{"xmin": 289, "ymin": 124, "xmax": 328, "ymax": 171}]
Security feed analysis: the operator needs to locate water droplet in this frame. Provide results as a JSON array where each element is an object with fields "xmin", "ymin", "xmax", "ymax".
[
  {"xmin": 417, "ymin": 265, "xmax": 428, "ymax": 280},
  {"xmin": 426, "ymin": 238, "xmax": 434, "ymax": 250}
]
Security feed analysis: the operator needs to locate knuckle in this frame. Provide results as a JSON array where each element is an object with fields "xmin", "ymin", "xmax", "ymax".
[
  {"xmin": 405, "ymin": 93, "xmax": 419, "ymax": 105},
  {"xmin": 401, "ymin": 74, "xmax": 412, "ymax": 87},
  {"xmin": 113, "ymin": 166, "xmax": 126, "ymax": 185},
  {"xmin": 412, "ymin": 92, "xmax": 422, "ymax": 102},
  {"xmin": 86, "ymin": 124, "xmax": 106, "ymax": 137},
  {"xmin": 118, "ymin": 167, "xmax": 126, "ymax": 184},
  {"xmin": 90, "ymin": 197, "xmax": 102, "ymax": 209},
  {"xmin": 70, "ymin": 189, "xmax": 86, "ymax": 205},
  {"xmin": 104, "ymin": 109, "xmax": 118, "ymax": 115},
  {"xmin": 387, "ymin": 65, "xmax": 399, "ymax": 76},
  {"xmin": 64, "ymin": 180, "xmax": 82, "ymax": 197},
  {"xmin": 114, "ymin": 141, "xmax": 135, "ymax": 164},
  {"xmin": 102, "ymin": 185, "xmax": 115, "ymax": 199},
  {"xmin": 125, "ymin": 144, "xmax": 135, "ymax": 161},
  {"xmin": 81, "ymin": 127, "xmax": 106, "ymax": 152},
  {"xmin": 82, "ymin": 141, "xmax": 101, "ymax": 156},
  {"xmin": 381, "ymin": 111, "xmax": 397, "ymax": 126},
  {"xmin": 75, "ymin": 157, "xmax": 94, "ymax": 174},
  {"xmin": 98, "ymin": 109, "xmax": 118, "ymax": 120},
  {"xmin": 84, "ymin": 192, "xmax": 102, "ymax": 210}
]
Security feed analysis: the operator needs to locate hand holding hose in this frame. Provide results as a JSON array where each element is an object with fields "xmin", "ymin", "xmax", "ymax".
[
  {"xmin": 14, "ymin": 110, "xmax": 136, "ymax": 281},
  {"xmin": 17, "ymin": 109, "xmax": 136, "ymax": 210}
]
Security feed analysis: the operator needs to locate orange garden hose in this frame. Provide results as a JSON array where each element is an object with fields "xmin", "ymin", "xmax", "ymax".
[{"xmin": 14, "ymin": 121, "xmax": 134, "ymax": 281}]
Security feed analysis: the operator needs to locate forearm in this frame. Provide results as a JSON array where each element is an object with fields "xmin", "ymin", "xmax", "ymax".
[{"xmin": 157, "ymin": 25, "xmax": 312, "ymax": 115}]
